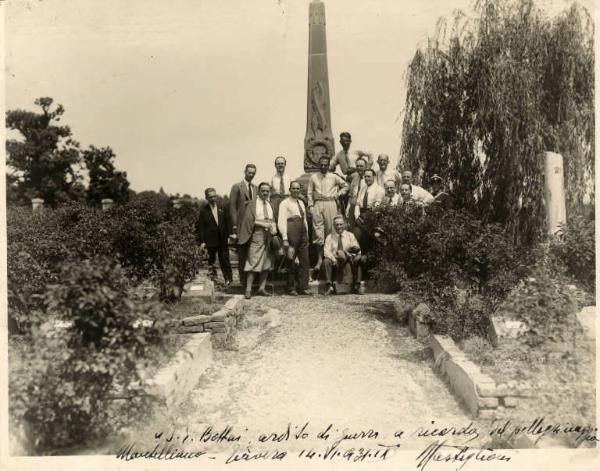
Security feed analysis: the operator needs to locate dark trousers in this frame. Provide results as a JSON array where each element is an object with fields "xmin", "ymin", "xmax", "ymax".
[
  {"xmin": 208, "ymin": 245, "xmax": 233, "ymax": 283},
  {"xmin": 286, "ymin": 217, "xmax": 309, "ymax": 290},
  {"xmin": 237, "ymin": 243, "xmax": 248, "ymax": 284},
  {"xmin": 322, "ymin": 257, "xmax": 363, "ymax": 285}
]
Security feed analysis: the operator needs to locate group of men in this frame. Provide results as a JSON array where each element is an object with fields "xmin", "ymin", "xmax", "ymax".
[{"xmin": 197, "ymin": 132, "xmax": 451, "ymax": 296}]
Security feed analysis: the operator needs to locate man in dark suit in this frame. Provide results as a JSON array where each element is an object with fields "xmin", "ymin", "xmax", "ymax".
[
  {"xmin": 229, "ymin": 164, "xmax": 258, "ymax": 284},
  {"xmin": 197, "ymin": 188, "xmax": 233, "ymax": 286}
]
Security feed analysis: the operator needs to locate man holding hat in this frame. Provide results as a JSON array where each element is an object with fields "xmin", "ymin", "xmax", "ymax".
[{"xmin": 322, "ymin": 215, "xmax": 365, "ymax": 295}]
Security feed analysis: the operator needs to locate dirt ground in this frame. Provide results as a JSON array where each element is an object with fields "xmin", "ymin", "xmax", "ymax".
[{"xmin": 126, "ymin": 293, "xmax": 490, "ymax": 455}]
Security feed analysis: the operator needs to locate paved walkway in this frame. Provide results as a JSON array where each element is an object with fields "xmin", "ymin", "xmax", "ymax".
[{"xmin": 130, "ymin": 294, "xmax": 483, "ymax": 455}]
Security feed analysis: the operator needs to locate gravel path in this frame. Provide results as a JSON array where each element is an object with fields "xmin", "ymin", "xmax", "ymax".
[{"xmin": 130, "ymin": 294, "xmax": 484, "ymax": 455}]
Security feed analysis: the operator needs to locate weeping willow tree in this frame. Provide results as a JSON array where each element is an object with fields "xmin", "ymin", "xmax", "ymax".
[{"xmin": 400, "ymin": 0, "xmax": 594, "ymax": 243}]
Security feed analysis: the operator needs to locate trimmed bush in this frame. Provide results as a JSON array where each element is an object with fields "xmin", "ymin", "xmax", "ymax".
[{"xmin": 10, "ymin": 258, "xmax": 168, "ymax": 454}]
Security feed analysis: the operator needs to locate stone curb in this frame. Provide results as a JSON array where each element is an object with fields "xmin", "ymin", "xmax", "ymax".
[
  {"xmin": 147, "ymin": 295, "xmax": 247, "ymax": 409},
  {"xmin": 147, "ymin": 332, "xmax": 212, "ymax": 410},
  {"xmin": 430, "ymin": 334, "xmax": 522, "ymax": 419}
]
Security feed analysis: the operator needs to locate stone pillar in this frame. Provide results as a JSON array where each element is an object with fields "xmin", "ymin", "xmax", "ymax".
[
  {"xmin": 543, "ymin": 151, "xmax": 566, "ymax": 234},
  {"xmin": 31, "ymin": 198, "xmax": 44, "ymax": 211},
  {"xmin": 303, "ymin": 0, "xmax": 335, "ymax": 173},
  {"xmin": 101, "ymin": 198, "xmax": 114, "ymax": 211}
]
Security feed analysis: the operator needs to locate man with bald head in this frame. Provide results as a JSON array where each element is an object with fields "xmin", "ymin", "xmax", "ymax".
[
  {"xmin": 376, "ymin": 154, "xmax": 402, "ymax": 190},
  {"xmin": 382, "ymin": 180, "xmax": 400, "ymax": 206}
]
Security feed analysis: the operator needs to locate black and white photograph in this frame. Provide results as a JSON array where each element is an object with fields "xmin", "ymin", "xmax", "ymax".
[{"xmin": 1, "ymin": 0, "xmax": 597, "ymax": 469}]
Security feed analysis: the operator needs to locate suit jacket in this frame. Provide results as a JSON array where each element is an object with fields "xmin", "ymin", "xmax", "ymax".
[
  {"xmin": 229, "ymin": 180, "xmax": 258, "ymax": 234},
  {"xmin": 197, "ymin": 203, "xmax": 230, "ymax": 248},
  {"xmin": 238, "ymin": 198, "xmax": 275, "ymax": 246}
]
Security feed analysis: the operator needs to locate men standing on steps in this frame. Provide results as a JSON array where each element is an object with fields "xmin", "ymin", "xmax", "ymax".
[
  {"xmin": 323, "ymin": 215, "xmax": 365, "ymax": 295},
  {"xmin": 382, "ymin": 180, "xmax": 400, "ymax": 206},
  {"xmin": 376, "ymin": 154, "xmax": 402, "ymax": 190},
  {"xmin": 269, "ymin": 156, "xmax": 290, "ymax": 221},
  {"xmin": 278, "ymin": 181, "xmax": 311, "ymax": 296},
  {"xmin": 229, "ymin": 164, "xmax": 258, "ymax": 284},
  {"xmin": 346, "ymin": 157, "xmax": 368, "ymax": 227},
  {"xmin": 329, "ymin": 132, "xmax": 373, "ymax": 177},
  {"xmin": 197, "ymin": 188, "xmax": 233, "ymax": 287},
  {"xmin": 400, "ymin": 169, "xmax": 434, "ymax": 205},
  {"xmin": 307, "ymin": 156, "xmax": 348, "ymax": 275}
]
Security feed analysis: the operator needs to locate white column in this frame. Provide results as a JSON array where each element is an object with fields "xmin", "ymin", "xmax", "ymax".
[{"xmin": 543, "ymin": 151, "xmax": 567, "ymax": 234}]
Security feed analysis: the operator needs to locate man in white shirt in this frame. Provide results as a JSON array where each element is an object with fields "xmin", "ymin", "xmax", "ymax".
[
  {"xmin": 353, "ymin": 169, "xmax": 385, "ymax": 254},
  {"xmin": 278, "ymin": 181, "xmax": 310, "ymax": 296},
  {"xmin": 346, "ymin": 157, "xmax": 368, "ymax": 227},
  {"xmin": 376, "ymin": 154, "xmax": 402, "ymax": 189},
  {"xmin": 307, "ymin": 156, "xmax": 349, "ymax": 274},
  {"xmin": 323, "ymin": 215, "xmax": 365, "ymax": 295},
  {"xmin": 382, "ymin": 180, "xmax": 400, "ymax": 206},
  {"xmin": 329, "ymin": 132, "xmax": 373, "ymax": 177},
  {"xmin": 400, "ymin": 170, "xmax": 434, "ymax": 205},
  {"xmin": 269, "ymin": 156, "xmax": 291, "ymax": 220}
]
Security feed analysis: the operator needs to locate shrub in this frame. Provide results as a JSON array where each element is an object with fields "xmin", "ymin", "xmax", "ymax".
[
  {"xmin": 550, "ymin": 210, "xmax": 595, "ymax": 292},
  {"xmin": 365, "ymin": 206, "xmax": 527, "ymax": 339},
  {"xmin": 10, "ymin": 258, "xmax": 168, "ymax": 454},
  {"xmin": 496, "ymin": 261, "xmax": 579, "ymax": 347},
  {"xmin": 149, "ymin": 218, "xmax": 204, "ymax": 302},
  {"xmin": 6, "ymin": 207, "xmax": 71, "ymax": 333}
]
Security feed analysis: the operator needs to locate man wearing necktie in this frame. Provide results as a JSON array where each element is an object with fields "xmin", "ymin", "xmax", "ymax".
[
  {"xmin": 346, "ymin": 157, "xmax": 368, "ymax": 227},
  {"xmin": 229, "ymin": 164, "xmax": 258, "ymax": 284},
  {"xmin": 197, "ymin": 188, "xmax": 233, "ymax": 287},
  {"xmin": 329, "ymin": 132, "xmax": 373, "ymax": 177},
  {"xmin": 382, "ymin": 180, "xmax": 400, "ymax": 206},
  {"xmin": 269, "ymin": 156, "xmax": 290, "ymax": 221},
  {"xmin": 353, "ymin": 169, "xmax": 384, "ymax": 252},
  {"xmin": 322, "ymin": 216, "xmax": 364, "ymax": 295},
  {"xmin": 278, "ymin": 181, "xmax": 311, "ymax": 296}
]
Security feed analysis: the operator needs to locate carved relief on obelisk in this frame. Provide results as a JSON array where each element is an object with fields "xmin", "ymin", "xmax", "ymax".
[{"xmin": 304, "ymin": 0, "xmax": 335, "ymax": 172}]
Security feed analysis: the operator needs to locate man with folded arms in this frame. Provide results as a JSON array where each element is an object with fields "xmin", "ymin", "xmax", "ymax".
[
  {"xmin": 376, "ymin": 154, "xmax": 402, "ymax": 190},
  {"xmin": 322, "ymin": 215, "xmax": 365, "ymax": 295},
  {"xmin": 329, "ymin": 131, "xmax": 373, "ymax": 178},
  {"xmin": 307, "ymin": 156, "xmax": 349, "ymax": 274},
  {"xmin": 278, "ymin": 181, "xmax": 311, "ymax": 296}
]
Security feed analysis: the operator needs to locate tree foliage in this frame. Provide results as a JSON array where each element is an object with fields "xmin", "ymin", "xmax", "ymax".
[
  {"xmin": 83, "ymin": 146, "xmax": 130, "ymax": 207},
  {"xmin": 6, "ymin": 97, "xmax": 84, "ymax": 206},
  {"xmin": 400, "ymin": 0, "xmax": 594, "ymax": 243}
]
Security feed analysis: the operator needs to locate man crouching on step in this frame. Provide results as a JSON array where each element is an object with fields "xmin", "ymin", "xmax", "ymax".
[{"xmin": 322, "ymin": 215, "xmax": 365, "ymax": 295}]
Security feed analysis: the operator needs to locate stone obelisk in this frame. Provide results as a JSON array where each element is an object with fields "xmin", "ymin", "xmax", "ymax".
[{"xmin": 303, "ymin": 0, "xmax": 335, "ymax": 173}]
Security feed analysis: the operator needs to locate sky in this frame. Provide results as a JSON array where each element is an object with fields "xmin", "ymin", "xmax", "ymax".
[{"xmin": 5, "ymin": 0, "xmax": 594, "ymax": 197}]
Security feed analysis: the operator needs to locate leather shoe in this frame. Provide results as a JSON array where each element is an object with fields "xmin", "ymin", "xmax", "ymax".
[
  {"xmin": 297, "ymin": 289, "xmax": 312, "ymax": 296},
  {"xmin": 288, "ymin": 289, "xmax": 299, "ymax": 296},
  {"xmin": 244, "ymin": 291, "xmax": 252, "ymax": 299},
  {"xmin": 324, "ymin": 285, "xmax": 334, "ymax": 296},
  {"xmin": 257, "ymin": 289, "xmax": 272, "ymax": 297}
]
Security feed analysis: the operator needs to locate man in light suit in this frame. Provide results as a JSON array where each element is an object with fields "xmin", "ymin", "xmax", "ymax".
[
  {"xmin": 197, "ymin": 188, "xmax": 233, "ymax": 287},
  {"xmin": 229, "ymin": 164, "xmax": 258, "ymax": 284}
]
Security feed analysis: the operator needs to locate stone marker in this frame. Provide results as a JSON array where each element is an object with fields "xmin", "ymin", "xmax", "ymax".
[
  {"xmin": 543, "ymin": 151, "xmax": 566, "ymax": 234},
  {"xmin": 101, "ymin": 198, "xmax": 114, "ymax": 211},
  {"xmin": 31, "ymin": 198, "xmax": 44, "ymax": 211},
  {"xmin": 576, "ymin": 306, "xmax": 596, "ymax": 340}
]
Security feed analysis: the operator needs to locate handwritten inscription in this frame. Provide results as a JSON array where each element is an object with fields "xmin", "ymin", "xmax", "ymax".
[{"xmin": 114, "ymin": 418, "xmax": 598, "ymax": 467}]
